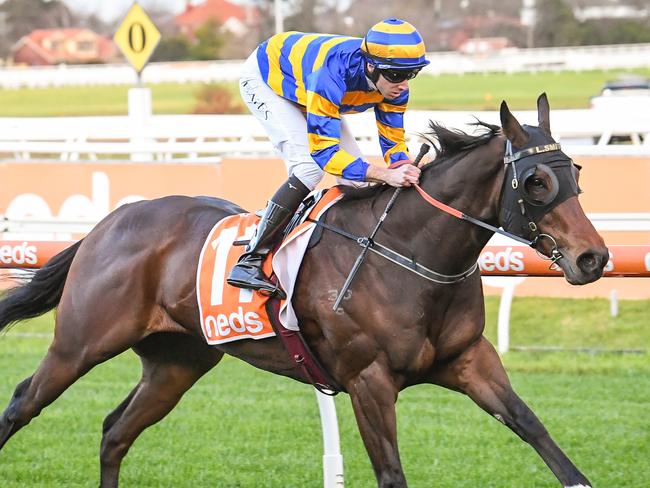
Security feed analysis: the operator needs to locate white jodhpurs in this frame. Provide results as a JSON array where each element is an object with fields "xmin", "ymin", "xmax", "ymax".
[{"xmin": 239, "ymin": 51, "xmax": 367, "ymax": 190}]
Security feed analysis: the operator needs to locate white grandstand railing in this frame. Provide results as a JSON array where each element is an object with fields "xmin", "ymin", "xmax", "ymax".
[
  {"xmin": 584, "ymin": 213, "xmax": 650, "ymax": 231},
  {"xmin": 0, "ymin": 109, "xmax": 649, "ymax": 162},
  {"xmin": 3, "ymin": 213, "xmax": 648, "ymax": 236},
  {"xmin": 0, "ymin": 43, "xmax": 649, "ymax": 88}
]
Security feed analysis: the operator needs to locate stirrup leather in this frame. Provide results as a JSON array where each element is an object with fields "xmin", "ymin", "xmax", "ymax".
[{"xmin": 227, "ymin": 200, "xmax": 293, "ymax": 299}]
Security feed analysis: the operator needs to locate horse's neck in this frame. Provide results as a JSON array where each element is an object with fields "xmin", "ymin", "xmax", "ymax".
[{"xmin": 383, "ymin": 140, "xmax": 505, "ymax": 275}]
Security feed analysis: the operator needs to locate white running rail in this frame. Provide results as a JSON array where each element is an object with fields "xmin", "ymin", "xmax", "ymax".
[
  {"xmin": 1, "ymin": 43, "xmax": 649, "ymax": 88},
  {"xmin": 1, "ymin": 108, "xmax": 649, "ymax": 163}
]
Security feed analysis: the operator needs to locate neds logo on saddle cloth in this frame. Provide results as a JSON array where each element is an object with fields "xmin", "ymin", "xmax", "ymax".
[
  {"xmin": 196, "ymin": 213, "xmax": 275, "ymax": 344},
  {"xmin": 196, "ymin": 189, "xmax": 343, "ymax": 345}
]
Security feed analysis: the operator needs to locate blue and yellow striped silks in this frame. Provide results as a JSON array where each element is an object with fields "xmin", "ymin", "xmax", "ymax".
[
  {"xmin": 375, "ymin": 90, "xmax": 410, "ymax": 164},
  {"xmin": 255, "ymin": 31, "xmax": 412, "ymax": 181},
  {"xmin": 360, "ymin": 18, "xmax": 429, "ymax": 69}
]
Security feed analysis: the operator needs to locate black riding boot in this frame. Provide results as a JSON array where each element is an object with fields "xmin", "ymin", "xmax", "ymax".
[{"xmin": 227, "ymin": 175, "xmax": 309, "ymax": 298}]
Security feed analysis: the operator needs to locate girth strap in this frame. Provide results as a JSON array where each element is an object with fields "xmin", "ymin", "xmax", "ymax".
[{"xmin": 265, "ymin": 295, "xmax": 342, "ymax": 395}]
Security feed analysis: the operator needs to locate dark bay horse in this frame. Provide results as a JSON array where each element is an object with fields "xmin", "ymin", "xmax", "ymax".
[{"xmin": 0, "ymin": 94, "xmax": 607, "ymax": 487}]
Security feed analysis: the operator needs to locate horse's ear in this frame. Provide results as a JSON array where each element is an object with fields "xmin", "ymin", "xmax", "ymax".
[
  {"xmin": 500, "ymin": 100, "xmax": 527, "ymax": 147},
  {"xmin": 537, "ymin": 92, "xmax": 551, "ymax": 136}
]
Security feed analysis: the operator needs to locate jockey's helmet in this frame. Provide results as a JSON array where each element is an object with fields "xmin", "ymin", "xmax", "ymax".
[{"xmin": 361, "ymin": 18, "xmax": 430, "ymax": 70}]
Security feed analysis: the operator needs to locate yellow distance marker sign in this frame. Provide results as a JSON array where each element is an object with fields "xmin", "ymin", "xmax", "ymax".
[{"xmin": 113, "ymin": 3, "xmax": 161, "ymax": 74}]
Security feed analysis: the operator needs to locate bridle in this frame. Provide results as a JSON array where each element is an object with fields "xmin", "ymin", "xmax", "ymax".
[{"xmin": 406, "ymin": 135, "xmax": 580, "ymax": 268}]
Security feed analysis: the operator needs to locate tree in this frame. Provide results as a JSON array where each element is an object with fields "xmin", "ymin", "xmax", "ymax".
[
  {"xmin": 151, "ymin": 36, "xmax": 192, "ymax": 62},
  {"xmin": 581, "ymin": 19, "xmax": 650, "ymax": 46},
  {"xmin": 77, "ymin": 13, "xmax": 110, "ymax": 36},
  {"xmin": 284, "ymin": 0, "xmax": 330, "ymax": 33},
  {"xmin": 189, "ymin": 20, "xmax": 225, "ymax": 60},
  {"xmin": 534, "ymin": 0, "xmax": 582, "ymax": 47}
]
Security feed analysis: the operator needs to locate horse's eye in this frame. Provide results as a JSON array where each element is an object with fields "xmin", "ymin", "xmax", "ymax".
[{"xmin": 532, "ymin": 178, "xmax": 545, "ymax": 188}]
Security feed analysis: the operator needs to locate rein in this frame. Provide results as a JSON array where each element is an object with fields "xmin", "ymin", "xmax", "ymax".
[
  {"xmin": 411, "ymin": 139, "xmax": 565, "ymax": 257},
  {"xmin": 412, "ymin": 184, "xmax": 533, "ymax": 246}
]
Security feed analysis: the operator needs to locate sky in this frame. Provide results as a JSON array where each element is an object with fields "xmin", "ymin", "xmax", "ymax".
[
  {"xmin": 60, "ymin": 0, "xmax": 201, "ymax": 23},
  {"xmin": 60, "ymin": 1, "xmax": 350, "ymax": 23}
]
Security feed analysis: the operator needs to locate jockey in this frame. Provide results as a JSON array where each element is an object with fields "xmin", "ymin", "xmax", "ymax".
[{"xmin": 227, "ymin": 18, "xmax": 429, "ymax": 297}]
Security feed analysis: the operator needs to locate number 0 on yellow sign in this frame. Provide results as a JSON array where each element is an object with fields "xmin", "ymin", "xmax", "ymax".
[{"xmin": 114, "ymin": 3, "xmax": 161, "ymax": 74}]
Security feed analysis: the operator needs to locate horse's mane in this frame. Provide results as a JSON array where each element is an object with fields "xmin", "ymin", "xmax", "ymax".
[
  {"xmin": 339, "ymin": 119, "xmax": 501, "ymax": 201},
  {"xmin": 424, "ymin": 120, "xmax": 500, "ymax": 161}
]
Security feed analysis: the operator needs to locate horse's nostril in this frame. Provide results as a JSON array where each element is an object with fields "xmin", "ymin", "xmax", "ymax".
[{"xmin": 577, "ymin": 250, "xmax": 607, "ymax": 274}]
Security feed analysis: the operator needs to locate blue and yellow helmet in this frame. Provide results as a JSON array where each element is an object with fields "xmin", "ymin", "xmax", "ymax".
[{"xmin": 361, "ymin": 18, "xmax": 430, "ymax": 70}]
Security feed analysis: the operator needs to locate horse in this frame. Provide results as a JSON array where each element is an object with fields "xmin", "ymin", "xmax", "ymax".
[{"xmin": 0, "ymin": 94, "xmax": 607, "ymax": 487}]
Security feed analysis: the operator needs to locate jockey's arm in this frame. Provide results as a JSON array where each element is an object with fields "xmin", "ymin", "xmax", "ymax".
[
  {"xmin": 306, "ymin": 73, "xmax": 419, "ymax": 188},
  {"xmin": 368, "ymin": 90, "xmax": 420, "ymax": 186},
  {"xmin": 375, "ymin": 91, "xmax": 411, "ymax": 166}
]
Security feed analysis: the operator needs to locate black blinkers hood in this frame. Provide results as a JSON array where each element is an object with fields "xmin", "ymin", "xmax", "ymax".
[{"xmin": 500, "ymin": 125, "xmax": 580, "ymax": 239}]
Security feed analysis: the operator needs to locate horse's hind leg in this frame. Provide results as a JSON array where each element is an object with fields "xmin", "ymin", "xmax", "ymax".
[
  {"xmin": 430, "ymin": 337, "xmax": 591, "ymax": 488},
  {"xmin": 0, "ymin": 290, "xmax": 147, "ymax": 450},
  {"xmin": 0, "ymin": 335, "xmax": 131, "ymax": 450},
  {"xmin": 100, "ymin": 333, "xmax": 223, "ymax": 488},
  {"xmin": 0, "ymin": 349, "xmax": 76, "ymax": 450}
]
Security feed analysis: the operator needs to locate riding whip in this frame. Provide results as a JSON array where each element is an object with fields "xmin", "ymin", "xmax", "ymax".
[{"xmin": 332, "ymin": 143, "xmax": 431, "ymax": 311}]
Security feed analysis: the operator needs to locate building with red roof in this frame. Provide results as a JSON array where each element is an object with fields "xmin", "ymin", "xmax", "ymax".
[
  {"xmin": 10, "ymin": 28, "xmax": 117, "ymax": 66},
  {"xmin": 175, "ymin": 0, "xmax": 260, "ymax": 38},
  {"xmin": 458, "ymin": 37, "xmax": 514, "ymax": 55}
]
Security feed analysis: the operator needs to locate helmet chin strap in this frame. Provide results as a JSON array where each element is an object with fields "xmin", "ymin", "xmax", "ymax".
[{"xmin": 364, "ymin": 61, "xmax": 381, "ymax": 86}]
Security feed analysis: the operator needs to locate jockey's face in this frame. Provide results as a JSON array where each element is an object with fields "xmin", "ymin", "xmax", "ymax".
[{"xmin": 367, "ymin": 64, "xmax": 411, "ymax": 100}]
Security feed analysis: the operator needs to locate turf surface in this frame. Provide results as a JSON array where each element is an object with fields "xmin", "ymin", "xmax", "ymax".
[{"xmin": 0, "ymin": 296, "xmax": 647, "ymax": 487}]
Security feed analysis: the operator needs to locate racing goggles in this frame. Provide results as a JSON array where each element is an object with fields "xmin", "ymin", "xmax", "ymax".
[{"xmin": 379, "ymin": 68, "xmax": 421, "ymax": 83}]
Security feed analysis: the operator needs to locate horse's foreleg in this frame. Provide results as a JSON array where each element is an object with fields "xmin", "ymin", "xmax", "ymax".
[
  {"xmin": 430, "ymin": 337, "xmax": 591, "ymax": 488},
  {"xmin": 99, "ymin": 334, "xmax": 223, "ymax": 488},
  {"xmin": 347, "ymin": 361, "xmax": 406, "ymax": 488}
]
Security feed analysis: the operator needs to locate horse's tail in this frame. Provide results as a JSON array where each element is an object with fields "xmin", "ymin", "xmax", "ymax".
[{"xmin": 0, "ymin": 240, "xmax": 82, "ymax": 332}]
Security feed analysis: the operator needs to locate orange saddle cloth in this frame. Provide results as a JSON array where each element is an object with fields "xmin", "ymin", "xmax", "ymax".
[{"xmin": 196, "ymin": 188, "xmax": 343, "ymax": 345}]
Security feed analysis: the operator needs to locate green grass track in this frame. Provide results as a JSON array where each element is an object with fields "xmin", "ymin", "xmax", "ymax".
[{"xmin": 0, "ymin": 296, "xmax": 647, "ymax": 487}]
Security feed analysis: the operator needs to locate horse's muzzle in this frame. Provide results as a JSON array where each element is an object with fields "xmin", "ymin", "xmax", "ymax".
[{"xmin": 561, "ymin": 247, "xmax": 609, "ymax": 284}]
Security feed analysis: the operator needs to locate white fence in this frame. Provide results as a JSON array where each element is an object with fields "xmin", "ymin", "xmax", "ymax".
[
  {"xmin": 1, "ymin": 108, "xmax": 649, "ymax": 163},
  {"xmin": 1, "ymin": 43, "xmax": 649, "ymax": 89},
  {"xmin": 424, "ymin": 42, "xmax": 650, "ymax": 75}
]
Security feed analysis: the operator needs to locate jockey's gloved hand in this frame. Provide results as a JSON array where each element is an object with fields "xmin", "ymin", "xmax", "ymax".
[{"xmin": 366, "ymin": 161, "xmax": 420, "ymax": 187}]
